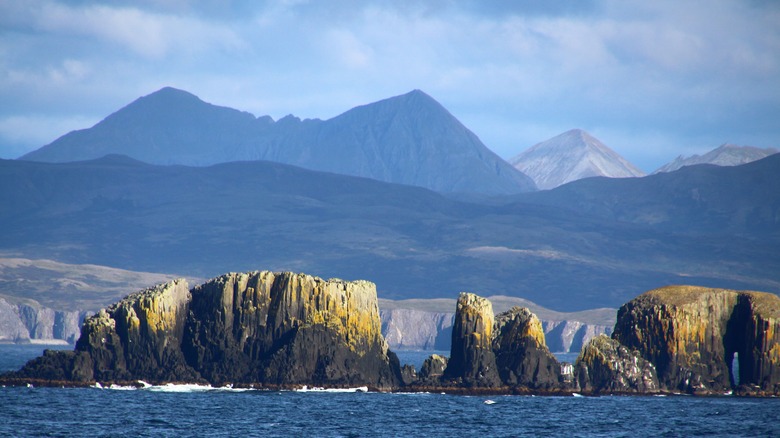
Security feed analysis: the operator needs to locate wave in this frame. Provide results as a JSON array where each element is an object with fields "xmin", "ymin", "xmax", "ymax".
[
  {"xmin": 98, "ymin": 381, "xmax": 255, "ymax": 393},
  {"xmin": 295, "ymin": 385, "xmax": 369, "ymax": 393}
]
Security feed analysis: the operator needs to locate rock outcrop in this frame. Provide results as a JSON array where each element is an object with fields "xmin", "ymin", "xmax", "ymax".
[
  {"xmin": 182, "ymin": 271, "xmax": 398, "ymax": 387},
  {"xmin": 378, "ymin": 306, "xmax": 612, "ymax": 353},
  {"xmin": 442, "ymin": 293, "xmax": 502, "ymax": 387},
  {"xmin": 5, "ymin": 271, "xmax": 401, "ymax": 389},
  {"xmin": 493, "ymin": 307, "xmax": 561, "ymax": 389},
  {"xmin": 419, "ymin": 354, "xmax": 448, "ymax": 382},
  {"xmin": 612, "ymin": 286, "xmax": 780, "ymax": 395},
  {"xmin": 574, "ymin": 334, "xmax": 659, "ymax": 394}
]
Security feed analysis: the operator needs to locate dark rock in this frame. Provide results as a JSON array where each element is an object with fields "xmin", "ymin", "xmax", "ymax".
[
  {"xmin": 419, "ymin": 354, "xmax": 448, "ymax": 383},
  {"xmin": 442, "ymin": 293, "xmax": 501, "ymax": 387},
  {"xmin": 5, "ymin": 271, "xmax": 402, "ymax": 389},
  {"xmin": 493, "ymin": 307, "xmax": 561, "ymax": 389},
  {"xmin": 574, "ymin": 335, "xmax": 659, "ymax": 394},
  {"xmin": 613, "ymin": 286, "xmax": 780, "ymax": 395}
]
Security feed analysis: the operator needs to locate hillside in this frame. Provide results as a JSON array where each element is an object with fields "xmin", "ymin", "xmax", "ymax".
[
  {"xmin": 20, "ymin": 88, "xmax": 535, "ymax": 195},
  {"xmin": 1, "ymin": 154, "xmax": 777, "ymax": 311}
]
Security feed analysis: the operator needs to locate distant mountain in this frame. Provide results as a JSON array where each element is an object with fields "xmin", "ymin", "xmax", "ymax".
[
  {"xmin": 654, "ymin": 143, "xmax": 778, "ymax": 173},
  {"xmin": 20, "ymin": 88, "xmax": 535, "ymax": 195},
  {"xmin": 1, "ymin": 154, "xmax": 778, "ymax": 311},
  {"xmin": 509, "ymin": 129, "xmax": 645, "ymax": 190}
]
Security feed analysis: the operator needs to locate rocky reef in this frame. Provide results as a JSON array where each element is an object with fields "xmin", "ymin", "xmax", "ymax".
[
  {"xmin": 612, "ymin": 286, "xmax": 780, "ymax": 395},
  {"xmin": 3, "ymin": 272, "xmax": 401, "ymax": 389},
  {"xmin": 408, "ymin": 292, "xmax": 567, "ymax": 393},
  {"xmin": 4, "ymin": 279, "xmax": 780, "ymax": 397},
  {"xmin": 574, "ymin": 334, "xmax": 659, "ymax": 394}
]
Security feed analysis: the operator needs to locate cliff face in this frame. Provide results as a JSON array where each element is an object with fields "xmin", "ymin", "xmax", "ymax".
[
  {"xmin": 8, "ymin": 272, "xmax": 401, "ymax": 388},
  {"xmin": 493, "ymin": 307, "xmax": 561, "ymax": 388},
  {"xmin": 0, "ymin": 297, "xmax": 88, "ymax": 344},
  {"xmin": 613, "ymin": 286, "xmax": 780, "ymax": 394},
  {"xmin": 574, "ymin": 334, "xmax": 659, "ymax": 393},
  {"xmin": 442, "ymin": 293, "xmax": 501, "ymax": 387},
  {"xmin": 182, "ymin": 271, "xmax": 397, "ymax": 386},
  {"xmin": 75, "ymin": 279, "xmax": 196, "ymax": 382}
]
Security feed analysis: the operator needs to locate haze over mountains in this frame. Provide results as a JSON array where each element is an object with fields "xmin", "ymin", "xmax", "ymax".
[
  {"xmin": 20, "ymin": 87, "xmax": 535, "ymax": 195},
  {"xmin": 1, "ymin": 153, "xmax": 778, "ymax": 312},
  {"xmin": 654, "ymin": 143, "xmax": 778, "ymax": 173},
  {"xmin": 509, "ymin": 129, "xmax": 646, "ymax": 190}
]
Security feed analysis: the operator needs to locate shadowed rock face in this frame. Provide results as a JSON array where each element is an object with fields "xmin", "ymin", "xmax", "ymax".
[
  {"xmin": 443, "ymin": 292, "xmax": 501, "ymax": 387},
  {"xmin": 182, "ymin": 271, "xmax": 398, "ymax": 387},
  {"xmin": 613, "ymin": 286, "xmax": 780, "ymax": 394},
  {"xmin": 493, "ymin": 307, "xmax": 561, "ymax": 388},
  {"xmin": 574, "ymin": 334, "xmax": 659, "ymax": 394},
  {"xmin": 7, "ymin": 272, "xmax": 401, "ymax": 388}
]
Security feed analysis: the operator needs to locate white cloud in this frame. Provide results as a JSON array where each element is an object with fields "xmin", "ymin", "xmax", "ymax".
[
  {"xmin": 18, "ymin": 1, "xmax": 246, "ymax": 59},
  {"xmin": 0, "ymin": 0, "xmax": 777, "ymax": 169}
]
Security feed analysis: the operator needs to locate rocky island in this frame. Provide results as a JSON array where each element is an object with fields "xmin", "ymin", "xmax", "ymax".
[{"xmin": 3, "ymin": 272, "xmax": 779, "ymax": 397}]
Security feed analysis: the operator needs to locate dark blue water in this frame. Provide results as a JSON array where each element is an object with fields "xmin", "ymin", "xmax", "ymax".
[{"xmin": 2, "ymin": 345, "xmax": 779, "ymax": 437}]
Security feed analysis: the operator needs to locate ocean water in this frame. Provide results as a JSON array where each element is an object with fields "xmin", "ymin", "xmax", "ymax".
[{"xmin": 2, "ymin": 345, "xmax": 779, "ymax": 437}]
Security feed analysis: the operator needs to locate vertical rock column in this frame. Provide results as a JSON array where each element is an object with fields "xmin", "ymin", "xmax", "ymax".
[
  {"xmin": 443, "ymin": 292, "xmax": 501, "ymax": 387},
  {"xmin": 493, "ymin": 307, "xmax": 562, "ymax": 389}
]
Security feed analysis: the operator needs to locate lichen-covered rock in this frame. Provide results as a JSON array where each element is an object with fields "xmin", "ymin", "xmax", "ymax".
[
  {"xmin": 74, "ymin": 278, "xmax": 198, "ymax": 382},
  {"xmin": 574, "ymin": 334, "xmax": 659, "ymax": 394},
  {"xmin": 493, "ymin": 307, "xmax": 561, "ymax": 389},
  {"xmin": 181, "ymin": 271, "xmax": 399, "ymax": 388},
  {"xmin": 613, "ymin": 286, "xmax": 780, "ymax": 394},
  {"xmin": 442, "ymin": 292, "xmax": 501, "ymax": 387},
  {"xmin": 5, "ymin": 271, "xmax": 402, "ymax": 389}
]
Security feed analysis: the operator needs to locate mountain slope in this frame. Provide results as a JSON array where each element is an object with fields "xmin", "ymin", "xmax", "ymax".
[
  {"xmin": 20, "ymin": 88, "xmax": 535, "ymax": 195},
  {"xmin": 509, "ymin": 129, "xmax": 645, "ymax": 190},
  {"xmin": 1, "ymin": 154, "xmax": 778, "ymax": 311},
  {"xmin": 654, "ymin": 143, "xmax": 778, "ymax": 173}
]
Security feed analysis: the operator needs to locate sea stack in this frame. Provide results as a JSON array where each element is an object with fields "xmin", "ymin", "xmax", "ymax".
[
  {"xmin": 493, "ymin": 307, "xmax": 561, "ymax": 389},
  {"xmin": 442, "ymin": 292, "xmax": 502, "ymax": 387},
  {"xmin": 5, "ymin": 271, "xmax": 402, "ymax": 389},
  {"xmin": 612, "ymin": 286, "xmax": 780, "ymax": 395}
]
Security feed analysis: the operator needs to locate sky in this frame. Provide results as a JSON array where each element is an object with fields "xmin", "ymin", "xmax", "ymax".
[{"xmin": 1, "ymin": 0, "xmax": 779, "ymax": 172}]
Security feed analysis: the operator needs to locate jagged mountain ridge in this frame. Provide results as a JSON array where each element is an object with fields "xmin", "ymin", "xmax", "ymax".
[
  {"xmin": 509, "ymin": 129, "xmax": 645, "ymax": 190},
  {"xmin": 20, "ymin": 87, "xmax": 535, "ymax": 195},
  {"xmin": 654, "ymin": 143, "xmax": 778, "ymax": 173}
]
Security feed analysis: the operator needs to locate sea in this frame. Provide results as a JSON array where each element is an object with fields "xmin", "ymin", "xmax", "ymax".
[{"xmin": 2, "ymin": 344, "xmax": 779, "ymax": 437}]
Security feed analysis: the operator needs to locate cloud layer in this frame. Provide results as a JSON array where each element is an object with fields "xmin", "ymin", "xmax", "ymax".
[{"xmin": 1, "ymin": 0, "xmax": 778, "ymax": 171}]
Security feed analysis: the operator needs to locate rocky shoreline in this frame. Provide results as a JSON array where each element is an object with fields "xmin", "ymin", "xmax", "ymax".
[{"xmin": 2, "ymin": 271, "xmax": 779, "ymax": 397}]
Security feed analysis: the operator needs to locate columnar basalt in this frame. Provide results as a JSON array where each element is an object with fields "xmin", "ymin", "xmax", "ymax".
[
  {"xmin": 5, "ymin": 271, "xmax": 401, "ymax": 389},
  {"xmin": 493, "ymin": 307, "xmax": 561, "ymax": 389},
  {"xmin": 612, "ymin": 286, "xmax": 780, "ymax": 394},
  {"xmin": 442, "ymin": 292, "xmax": 501, "ymax": 387}
]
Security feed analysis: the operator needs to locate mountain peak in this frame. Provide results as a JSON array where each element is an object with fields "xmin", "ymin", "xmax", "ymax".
[
  {"xmin": 654, "ymin": 143, "xmax": 778, "ymax": 173},
  {"xmin": 509, "ymin": 129, "xmax": 645, "ymax": 190}
]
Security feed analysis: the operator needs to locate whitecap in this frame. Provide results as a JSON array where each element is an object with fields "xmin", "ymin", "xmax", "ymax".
[{"xmin": 295, "ymin": 385, "xmax": 369, "ymax": 393}]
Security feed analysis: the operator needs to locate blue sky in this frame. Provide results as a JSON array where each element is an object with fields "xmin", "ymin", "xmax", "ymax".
[{"xmin": 1, "ymin": 0, "xmax": 778, "ymax": 172}]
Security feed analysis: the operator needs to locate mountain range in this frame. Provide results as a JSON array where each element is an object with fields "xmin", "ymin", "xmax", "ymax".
[
  {"xmin": 509, "ymin": 129, "xmax": 646, "ymax": 190},
  {"xmin": 654, "ymin": 143, "xmax": 778, "ymax": 173},
  {"xmin": 20, "ymin": 87, "xmax": 535, "ymax": 195},
  {"xmin": 1, "ymin": 153, "xmax": 778, "ymax": 311}
]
